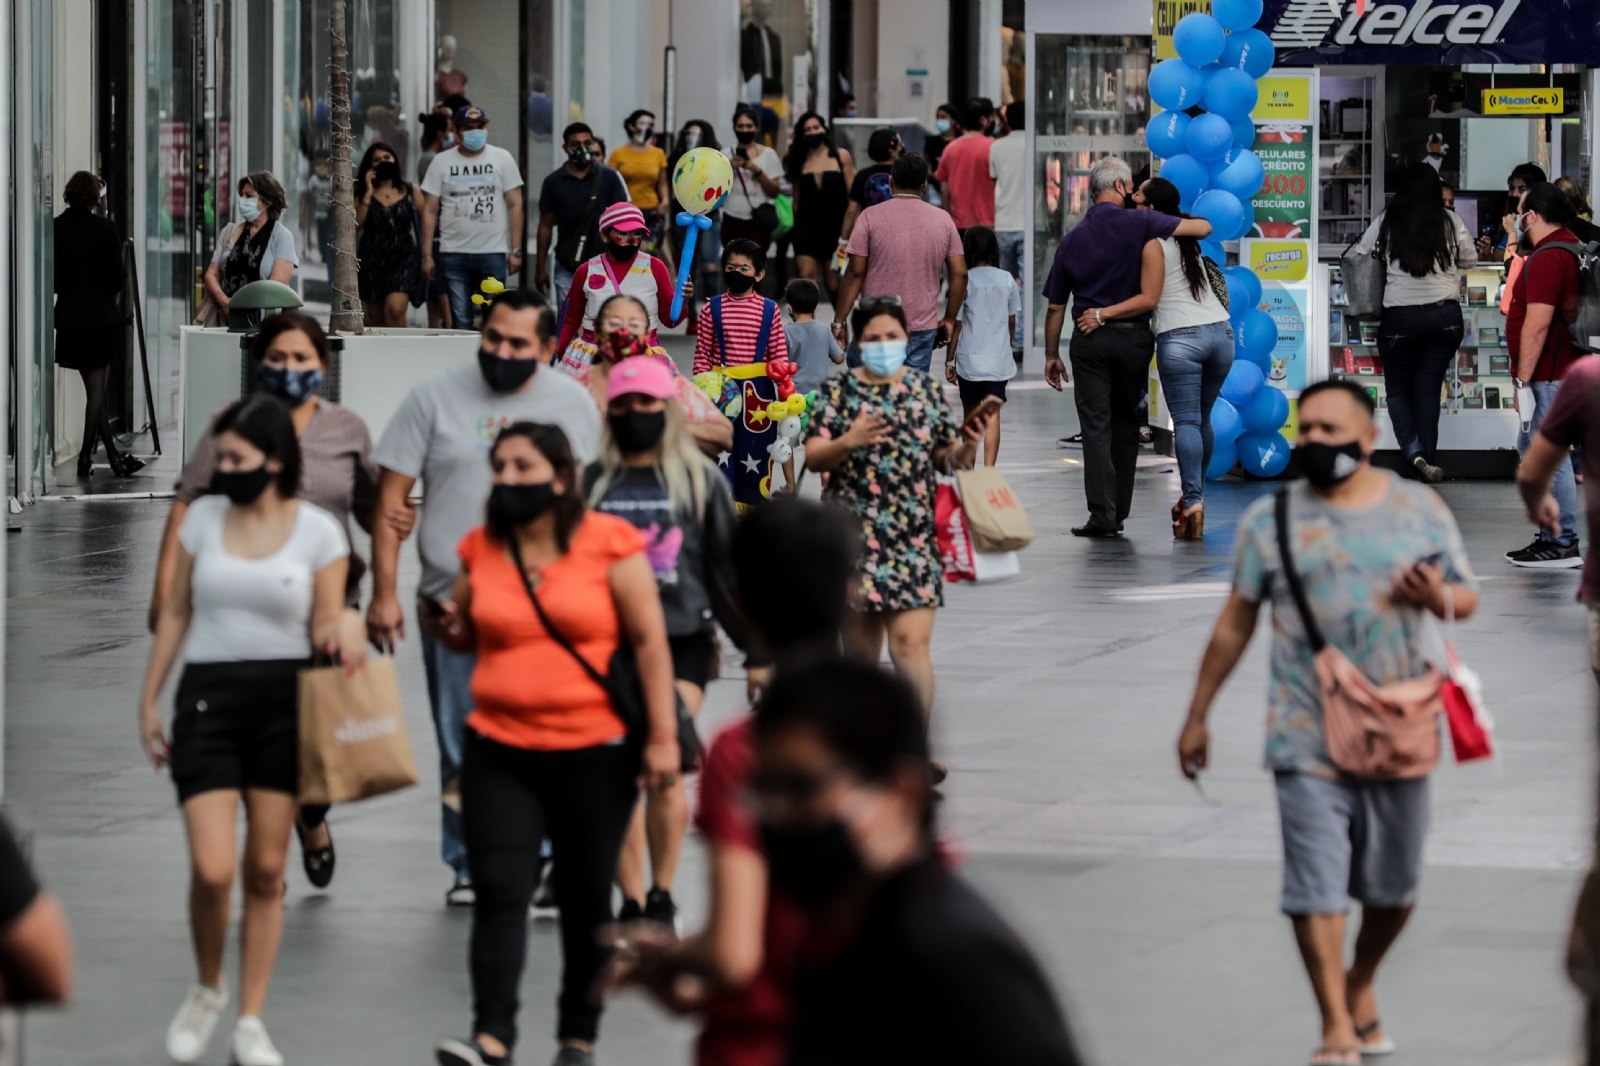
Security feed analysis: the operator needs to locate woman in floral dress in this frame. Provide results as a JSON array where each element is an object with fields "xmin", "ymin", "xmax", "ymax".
[{"xmin": 804, "ymin": 299, "xmax": 991, "ymax": 750}]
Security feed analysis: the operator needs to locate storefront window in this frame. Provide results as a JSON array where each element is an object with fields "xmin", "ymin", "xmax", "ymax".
[
  {"xmin": 1031, "ymin": 35, "xmax": 1150, "ymax": 343},
  {"xmin": 742, "ymin": 0, "xmax": 820, "ymax": 151}
]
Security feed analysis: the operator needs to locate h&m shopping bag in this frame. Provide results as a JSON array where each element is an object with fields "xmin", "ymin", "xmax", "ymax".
[
  {"xmin": 955, "ymin": 467, "xmax": 1035, "ymax": 553},
  {"xmin": 298, "ymin": 657, "xmax": 419, "ymax": 805}
]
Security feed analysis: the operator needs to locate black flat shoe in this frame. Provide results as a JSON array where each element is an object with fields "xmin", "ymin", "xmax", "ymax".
[
  {"xmin": 110, "ymin": 454, "xmax": 146, "ymax": 477},
  {"xmin": 295, "ymin": 820, "xmax": 335, "ymax": 889},
  {"xmin": 1071, "ymin": 523, "xmax": 1120, "ymax": 538}
]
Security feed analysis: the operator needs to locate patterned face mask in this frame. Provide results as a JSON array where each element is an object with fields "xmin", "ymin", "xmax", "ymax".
[{"xmin": 603, "ymin": 327, "xmax": 650, "ymax": 363}]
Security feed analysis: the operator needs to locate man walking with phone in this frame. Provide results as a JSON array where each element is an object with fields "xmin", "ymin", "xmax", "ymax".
[{"xmin": 1177, "ymin": 380, "xmax": 1478, "ymax": 1066}]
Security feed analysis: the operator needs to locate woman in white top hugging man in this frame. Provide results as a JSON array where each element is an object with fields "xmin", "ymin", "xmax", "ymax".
[{"xmin": 140, "ymin": 394, "xmax": 366, "ymax": 1066}]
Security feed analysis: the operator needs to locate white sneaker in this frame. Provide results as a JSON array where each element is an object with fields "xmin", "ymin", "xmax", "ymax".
[
  {"xmin": 230, "ymin": 1015, "xmax": 285, "ymax": 1066},
  {"xmin": 166, "ymin": 983, "xmax": 228, "ymax": 1063}
]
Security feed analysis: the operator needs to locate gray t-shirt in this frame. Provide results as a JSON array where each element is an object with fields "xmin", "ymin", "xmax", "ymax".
[
  {"xmin": 784, "ymin": 320, "xmax": 843, "ymax": 394},
  {"xmin": 371, "ymin": 361, "xmax": 600, "ymax": 600},
  {"xmin": 210, "ymin": 221, "xmax": 300, "ymax": 273},
  {"xmin": 1232, "ymin": 473, "xmax": 1476, "ymax": 774}
]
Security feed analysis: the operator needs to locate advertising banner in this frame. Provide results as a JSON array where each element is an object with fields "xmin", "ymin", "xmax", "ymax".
[
  {"xmin": 1260, "ymin": 281, "xmax": 1310, "ymax": 390},
  {"xmin": 1262, "ymin": 0, "xmax": 1600, "ymax": 66}
]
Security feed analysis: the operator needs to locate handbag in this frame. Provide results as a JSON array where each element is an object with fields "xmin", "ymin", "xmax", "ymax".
[
  {"xmin": 193, "ymin": 223, "xmax": 233, "ymax": 326},
  {"xmin": 1340, "ymin": 231, "xmax": 1386, "ymax": 319},
  {"xmin": 1202, "ymin": 256, "xmax": 1231, "ymax": 312},
  {"xmin": 1274, "ymin": 489, "xmax": 1442, "ymax": 779},
  {"xmin": 297, "ymin": 656, "xmax": 420, "ymax": 805},
  {"xmin": 1436, "ymin": 586, "xmax": 1494, "ymax": 762},
  {"xmin": 506, "ymin": 536, "xmax": 702, "ymax": 772},
  {"xmin": 771, "ymin": 193, "xmax": 794, "ymax": 240},
  {"xmin": 935, "ymin": 474, "xmax": 978, "ymax": 583},
  {"xmin": 736, "ymin": 168, "xmax": 780, "ymax": 235},
  {"xmin": 955, "ymin": 467, "xmax": 1035, "ymax": 553}
]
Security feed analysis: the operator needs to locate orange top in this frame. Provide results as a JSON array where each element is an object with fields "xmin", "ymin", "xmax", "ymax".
[{"xmin": 459, "ymin": 512, "xmax": 647, "ymax": 751}]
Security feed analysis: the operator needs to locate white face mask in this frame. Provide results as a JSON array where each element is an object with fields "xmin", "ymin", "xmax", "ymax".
[
  {"xmin": 681, "ymin": 129, "xmax": 701, "ymax": 150},
  {"xmin": 238, "ymin": 196, "xmax": 261, "ymax": 222},
  {"xmin": 632, "ymin": 124, "xmax": 653, "ymax": 144}
]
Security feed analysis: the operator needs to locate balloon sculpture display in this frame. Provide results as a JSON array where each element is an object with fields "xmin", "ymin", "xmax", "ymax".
[
  {"xmin": 669, "ymin": 148, "xmax": 735, "ymax": 322},
  {"xmin": 1148, "ymin": 2, "xmax": 1292, "ymax": 479}
]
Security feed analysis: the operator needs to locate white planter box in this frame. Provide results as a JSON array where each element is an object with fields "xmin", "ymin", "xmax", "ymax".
[{"xmin": 180, "ymin": 326, "xmax": 479, "ymax": 459}]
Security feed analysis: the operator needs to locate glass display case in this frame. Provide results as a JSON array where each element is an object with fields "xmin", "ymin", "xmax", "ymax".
[
  {"xmin": 1318, "ymin": 71, "xmax": 1380, "ymax": 257},
  {"xmin": 1030, "ymin": 35, "xmax": 1151, "ymax": 344}
]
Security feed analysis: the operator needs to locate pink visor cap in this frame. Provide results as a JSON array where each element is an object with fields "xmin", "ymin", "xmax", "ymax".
[
  {"xmin": 607, "ymin": 356, "xmax": 678, "ymax": 403},
  {"xmin": 598, "ymin": 202, "xmax": 650, "ymax": 234}
]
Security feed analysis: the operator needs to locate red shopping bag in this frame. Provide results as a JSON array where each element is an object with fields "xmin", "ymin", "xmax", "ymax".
[
  {"xmin": 1440, "ymin": 643, "xmax": 1494, "ymax": 762},
  {"xmin": 936, "ymin": 475, "xmax": 977, "ymax": 584}
]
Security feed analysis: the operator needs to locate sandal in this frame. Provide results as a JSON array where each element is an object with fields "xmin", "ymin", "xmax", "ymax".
[
  {"xmin": 1173, "ymin": 506, "xmax": 1205, "ymax": 540},
  {"xmin": 1354, "ymin": 1020, "xmax": 1395, "ymax": 1056},
  {"xmin": 295, "ymin": 819, "xmax": 336, "ymax": 890},
  {"xmin": 1309, "ymin": 1048, "xmax": 1362, "ymax": 1066}
]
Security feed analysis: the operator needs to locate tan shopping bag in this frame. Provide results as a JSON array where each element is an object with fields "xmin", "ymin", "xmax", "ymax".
[
  {"xmin": 955, "ymin": 467, "xmax": 1035, "ymax": 553},
  {"xmin": 298, "ymin": 657, "xmax": 419, "ymax": 805}
]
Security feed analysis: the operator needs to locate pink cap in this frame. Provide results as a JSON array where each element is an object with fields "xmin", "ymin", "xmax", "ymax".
[
  {"xmin": 607, "ymin": 356, "xmax": 678, "ymax": 403},
  {"xmin": 598, "ymin": 202, "xmax": 649, "ymax": 234}
]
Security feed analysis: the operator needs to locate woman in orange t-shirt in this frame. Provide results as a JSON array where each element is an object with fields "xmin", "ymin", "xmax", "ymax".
[{"xmin": 431, "ymin": 421, "xmax": 678, "ymax": 1066}]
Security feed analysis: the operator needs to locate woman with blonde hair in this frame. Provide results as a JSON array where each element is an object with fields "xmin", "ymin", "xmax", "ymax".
[{"xmin": 586, "ymin": 355, "xmax": 750, "ymax": 931}]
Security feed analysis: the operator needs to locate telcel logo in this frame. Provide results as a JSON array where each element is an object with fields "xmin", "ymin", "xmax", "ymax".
[{"xmin": 1270, "ymin": 0, "xmax": 1521, "ymax": 48}]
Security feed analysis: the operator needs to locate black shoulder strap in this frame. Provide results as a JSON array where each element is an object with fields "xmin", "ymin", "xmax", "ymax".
[
  {"xmin": 504, "ymin": 534, "xmax": 615, "ymax": 697},
  {"xmin": 573, "ymin": 169, "xmax": 607, "ymax": 262},
  {"xmin": 1273, "ymin": 488, "xmax": 1326, "ymax": 652}
]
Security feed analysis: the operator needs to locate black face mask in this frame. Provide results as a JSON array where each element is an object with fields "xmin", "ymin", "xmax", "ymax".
[
  {"xmin": 488, "ymin": 482, "xmax": 559, "ymax": 528},
  {"xmin": 604, "ymin": 239, "xmax": 639, "ymax": 263},
  {"xmin": 723, "ymin": 269, "xmax": 758, "ymax": 294},
  {"xmin": 608, "ymin": 409, "xmax": 667, "ymax": 453},
  {"xmin": 1294, "ymin": 440, "xmax": 1366, "ymax": 487},
  {"xmin": 211, "ymin": 466, "xmax": 274, "ymax": 505},
  {"xmin": 735, "ymin": 129, "xmax": 758, "ymax": 145},
  {"xmin": 802, "ymin": 132, "xmax": 827, "ymax": 149},
  {"xmin": 478, "ymin": 348, "xmax": 540, "ymax": 393},
  {"xmin": 760, "ymin": 819, "xmax": 865, "ymax": 910}
]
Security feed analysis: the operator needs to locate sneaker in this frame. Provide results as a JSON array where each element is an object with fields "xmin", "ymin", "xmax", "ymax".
[
  {"xmin": 1505, "ymin": 536, "xmax": 1545, "ymax": 562},
  {"xmin": 1508, "ymin": 540, "xmax": 1583, "ymax": 568},
  {"xmin": 617, "ymin": 897, "xmax": 644, "ymax": 923},
  {"xmin": 1410, "ymin": 454, "xmax": 1444, "ymax": 484},
  {"xmin": 644, "ymin": 887, "xmax": 680, "ymax": 933},
  {"xmin": 436, "ymin": 1036, "xmax": 510, "ymax": 1066},
  {"xmin": 552, "ymin": 1046, "xmax": 594, "ymax": 1066},
  {"xmin": 166, "ymin": 983, "xmax": 228, "ymax": 1063},
  {"xmin": 529, "ymin": 861, "xmax": 558, "ymax": 921},
  {"xmin": 446, "ymin": 877, "xmax": 475, "ymax": 908},
  {"xmin": 229, "ymin": 1015, "xmax": 284, "ymax": 1066}
]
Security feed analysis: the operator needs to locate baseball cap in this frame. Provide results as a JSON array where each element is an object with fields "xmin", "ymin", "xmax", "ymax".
[
  {"xmin": 598, "ymin": 202, "xmax": 650, "ymax": 234},
  {"xmin": 455, "ymin": 105, "xmax": 488, "ymax": 126},
  {"xmin": 606, "ymin": 356, "xmax": 678, "ymax": 403}
]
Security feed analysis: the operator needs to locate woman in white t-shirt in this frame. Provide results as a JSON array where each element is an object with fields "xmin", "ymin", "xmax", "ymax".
[
  {"xmin": 139, "ymin": 395, "xmax": 363, "ymax": 1066},
  {"xmin": 721, "ymin": 104, "xmax": 784, "ymax": 248},
  {"xmin": 1079, "ymin": 176, "xmax": 1233, "ymax": 539}
]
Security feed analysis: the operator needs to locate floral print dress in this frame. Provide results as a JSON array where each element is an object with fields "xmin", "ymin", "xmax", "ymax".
[{"xmin": 817, "ymin": 370, "xmax": 959, "ymax": 612}]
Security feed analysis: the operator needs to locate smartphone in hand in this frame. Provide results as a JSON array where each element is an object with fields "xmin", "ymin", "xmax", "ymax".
[{"xmin": 961, "ymin": 395, "xmax": 1003, "ymax": 434}]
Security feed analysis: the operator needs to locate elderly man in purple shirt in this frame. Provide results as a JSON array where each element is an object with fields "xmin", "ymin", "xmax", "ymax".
[{"xmin": 1044, "ymin": 157, "xmax": 1212, "ymax": 536}]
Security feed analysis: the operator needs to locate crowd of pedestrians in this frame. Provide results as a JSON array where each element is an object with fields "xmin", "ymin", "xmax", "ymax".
[{"xmin": 29, "ymin": 76, "xmax": 1600, "ymax": 1066}]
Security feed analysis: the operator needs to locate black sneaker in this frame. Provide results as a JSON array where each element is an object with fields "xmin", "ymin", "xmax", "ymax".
[
  {"xmin": 1410, "ymin": 454, "xmax": 1444, "ymax": 484},
  {"xmin": 617, "ymin": 897, "xmax": 644, "ymax": 923},
  {"xmin": 1505, "ymin": 537, "xmax": 1545, "ymax": 562},
  {"xmin": 644, "ymin": 887, "xmax": 680, "ymax": 933},
  {"xmin": 1508, "ymin": 540, "xmax": 1583, "ymax": 569},
  {"xmin": 445, "ymin": 877, "xmax": 475, "ymax": 908},
  {"xmin": 436, "ymin": 1036, "xmax": 509, "ymax": 1066},
  {"xmin": 551, "ymin": 1047, "xmax": 594, "ymax": 1066}
]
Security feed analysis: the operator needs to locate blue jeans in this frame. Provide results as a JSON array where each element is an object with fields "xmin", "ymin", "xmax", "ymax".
[
  {"xmin": 1518, "ymin": 379, "xmax": 1579, "ymax": 546},
  {"xmin": 998, "ymin": 230, "xmax": 1025, "ymax": 279},
  {"xmin": 1157, "ymin": 321, "xmax": 1234, "ymax": 507},
  {"xmin": 421, "ymin": 628, "xmax": 477, "ymax": 878},
  {"xmin": 846, "ymin": 328, "xmax": 937, "ymax": 371},
  {"xmin": 552, "ymin": 261, "xmax": 575, "ymax": 324},
  {"xmin": 439, "ymin": 251, "xmax": 509, "ymax": 330},
  {"xmin": 1378, "ymin": 302, "xmax": 1462, "ymax": 462}
]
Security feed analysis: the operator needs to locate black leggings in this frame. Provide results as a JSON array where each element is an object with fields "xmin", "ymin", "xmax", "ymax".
[{"xmin": 460, "ymin": 731, "xmax": 638, "ymax": 1048}]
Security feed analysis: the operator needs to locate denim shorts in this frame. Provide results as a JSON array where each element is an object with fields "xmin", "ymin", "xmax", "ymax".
[{"xmin": 1275, "ymin": 770, "xmax": 1430, "ymax": 915}]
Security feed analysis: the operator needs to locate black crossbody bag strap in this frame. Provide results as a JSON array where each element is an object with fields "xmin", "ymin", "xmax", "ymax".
[
  {"xmin": 505, "ymin": 536, "xmax": 616, "ymax": 698},
  {"xmin": 1274, "ymin": 488, "xmax": 1327, "ymax": 653}
]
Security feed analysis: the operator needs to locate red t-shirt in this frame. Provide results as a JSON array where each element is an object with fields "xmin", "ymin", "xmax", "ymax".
[
  {"xmin": 933, "ymin": 135, "xmax": 996, "ymax": 231},
  {"xmin": 1536, "ymin": 355, "xmax": 1600, "ymax": 601},
  {"xmin": 692, "ymin": 719, "xmax": 810, "ymax": 1066},
  {"xmin": 1507, "ymin": 227, "xmax": 1582, "ymax": 381}
]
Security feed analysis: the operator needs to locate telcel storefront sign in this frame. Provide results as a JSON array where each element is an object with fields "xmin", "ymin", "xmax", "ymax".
[
  {"xmin": 1262, "ymin": 0, "xmax": 1600, "ymax": 64},
  {"xmin": 1482, "ymin": 86, "xmax": 1564, "ymax": 113}
]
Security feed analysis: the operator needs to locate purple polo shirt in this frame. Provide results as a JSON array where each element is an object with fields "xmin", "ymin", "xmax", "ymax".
[{"xmin": 1042, "ymin": 202, "xmax": 1181, "ymax": 323}]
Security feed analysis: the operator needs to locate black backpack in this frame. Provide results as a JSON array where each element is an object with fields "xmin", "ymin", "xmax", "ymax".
[{"xmin": 1524, "ymin": 240, "xmax": 1600, "ymax": 354}]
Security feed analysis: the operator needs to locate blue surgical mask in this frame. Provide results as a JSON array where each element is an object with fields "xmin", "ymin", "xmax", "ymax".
[
  {"xmin": 935, "ymin": 119, "xmax": 951, "ymax": 134},
  {"xmin": 859, "ymin": 340, "xmax": 908, "ymax": 377},
  {"xmin": 1513, "ymin": 213, "xmax": 1525, "ymax": 242},
  {"xmin": 257, "ymin": 363, "xmax": 325, "ymax": 405},
  {"xmin": 238, "ymin": 196, "xmax": 261, "ymax": 222},
  {"xmin": 461, "ymin": 129, "xmax": 488, "ymax": 152}
]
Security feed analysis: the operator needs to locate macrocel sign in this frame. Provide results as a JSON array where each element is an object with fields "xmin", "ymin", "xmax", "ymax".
[{"xmin": 1262, "ymin": 0, "xmax": 1600, "ymax": 64}]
